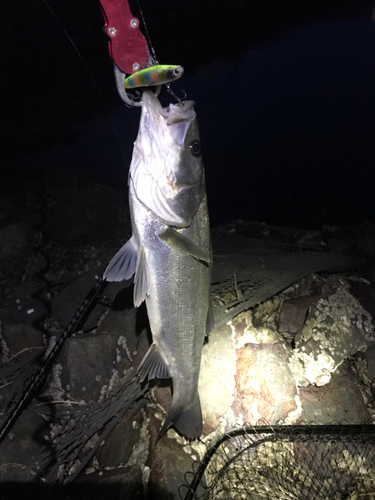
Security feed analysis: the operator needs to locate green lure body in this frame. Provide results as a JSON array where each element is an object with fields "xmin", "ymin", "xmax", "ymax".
[{"xmin": 124, "ymin": 65, "xmax": 184, "ymax": 89}]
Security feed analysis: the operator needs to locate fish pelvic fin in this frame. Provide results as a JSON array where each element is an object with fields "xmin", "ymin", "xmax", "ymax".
[
  {"xmin": 158, "ymin": 228, "xmax": 210, "ymax": 264},
  {"xmin": 157, "ymin": 393, "xmax": 202, "ymax": 442},
  {"xmin": 133, "ymin": 247, "xmax": 150, "ymax": 307},
  {"xmin": 104, "ymin": 237, "xmax": 138, "ymax": 282},
  {"xmin": 137, "ymin": 343, "xmax": 171, "ymax": 382}
]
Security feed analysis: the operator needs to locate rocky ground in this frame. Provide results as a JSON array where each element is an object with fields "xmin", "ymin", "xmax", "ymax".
[{"xmin": 1, "ymin": 166, "xmax": 375, "ymax": 499}]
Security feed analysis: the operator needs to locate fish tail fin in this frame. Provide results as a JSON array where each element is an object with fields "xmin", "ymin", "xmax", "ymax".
[{"xmin": 157, "ymin": 393, "xmax": 202, "ymax": 442}]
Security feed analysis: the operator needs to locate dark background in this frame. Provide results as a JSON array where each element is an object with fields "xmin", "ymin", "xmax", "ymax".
[{"xmin": 1, "ymin": 0, "xmax": 375, "ymax": 228}]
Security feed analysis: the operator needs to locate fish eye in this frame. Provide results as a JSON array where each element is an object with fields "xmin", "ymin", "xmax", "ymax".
[{"xmin": 189, "ymin": 140, "xmax": 201, "ymax": 157}]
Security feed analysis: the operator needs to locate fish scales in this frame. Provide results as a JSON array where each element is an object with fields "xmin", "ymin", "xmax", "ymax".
[
  {"xmin": 105, "ymin": 90, "xmax": 212, "ymax": 440},
  {"xmin": 131, "ymin": 187, "xmax": 210, "ymax": 385}
]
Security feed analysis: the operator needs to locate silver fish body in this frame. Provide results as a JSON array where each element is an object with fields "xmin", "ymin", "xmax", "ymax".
[{"xmin": 105, "ymin": 91, "xmax": 212, "ymax": 439}]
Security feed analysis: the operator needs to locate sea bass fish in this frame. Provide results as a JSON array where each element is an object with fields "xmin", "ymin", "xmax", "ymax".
[{"xmin": 104, "ymin": 90, "xmax": 212, "ymax": 440}]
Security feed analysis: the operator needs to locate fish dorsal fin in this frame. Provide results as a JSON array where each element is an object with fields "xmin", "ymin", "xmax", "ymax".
[
  {"xmin": 104, "ymin": 236, "xmax": 138, "ymax": 282},
  {"xmin": 158, "ymin": 227, "xmax": 210, "ymax": 263},
  {"xmin": 133, "ymin": 247, "xmax": 150, "ymax": 307},
  {"xmin": 137, "ymin": 343, "xmax": 171, "ymax": 382}
]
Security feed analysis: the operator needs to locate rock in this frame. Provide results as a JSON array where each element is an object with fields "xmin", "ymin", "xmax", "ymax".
[
  {"xmin": 60, "ymin": 330, "xmax": 122, "ymax": 402},
  {"xmin": 252, "ymin": 296, "xmax": 283, "ymax": 331},
  {"xmin": 98, "ymin": 406, "xmax": 143, "ymax": 468},
  {"xmin": 232, "ymin": 342, "xmax": 297, "ymax": 424},
  {"xmin": 78, "ymin": 465, "xmax": 145, "ymax": 498},
  {"xmin": 278, "ymin": 295, "xmax": 313, "ymax": 336},
  {"xmin": 49, "ymin": 253, "xmax": 112, "ymax": 330},
  {"xmin": 0, "ymin": 296, "xmax": 46, "ymax": 327},
  {"xmin": 199, "ymin": 325, "xmax": 235, "ymax": 433},
  {"xmin": 146, "ymin": 410, "xmax": 195, "ymax": 500},
  {"xmin": 97, "ymin": 302, "xmax": 143, "ymax": 372},
  {"xmin": 48, "ymin": 247, "xmax": 138, "ymax": 330},
  {"xmin": 3, "ymin": 323, "xmax": 44, "ymax": 357},
  {"xmin": 153, "ymin": 384, "xmax": 172, "ymax": 422},
  {"xmin": 323, "ymin": 225, "xmax": 364, "ymax": 252},
  {"xmin": 298, "ymin": 361, "xmax": 370, "ymax": 424},
  {"xmin": 0, "ymin": 409, "xmax": 48, "ymax": 482},
  {"xmin": 364, "ymin": 344, "xmax": 375, "ymax": 384},
  {"xmin": 58, "ymin": 298, "xmax": 149, "ymax": 402},
  {"xmin": 231, "ymin": 310, "xmax": 280, "ymax": 346},
  {"xmin": 349, "ymin": 279, "xmax": 375, "ymax": 320},
  {"xmin": 288, "ymin": 276, "xmax": 375, "ymax": 387}
]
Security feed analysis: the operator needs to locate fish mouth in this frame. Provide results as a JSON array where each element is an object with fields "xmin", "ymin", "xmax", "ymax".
[
  {"xmin": 142, "ymin": 90, "xmax": 196, "ymax": 129},
  {"xmin": 142, "ymin": 90, "xmax": 168, "ymax": 118}
]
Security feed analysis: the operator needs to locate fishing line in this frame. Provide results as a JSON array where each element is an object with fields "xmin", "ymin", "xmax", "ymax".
[
  {"xmin": 42, "ymin": 0, "xmax": 130, "ymax": 165},
  {"xmin": 135, "ymin": 0, "xmax": 158, "ymax": 64}
]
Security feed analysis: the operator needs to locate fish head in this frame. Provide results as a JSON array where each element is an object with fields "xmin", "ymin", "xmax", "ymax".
[{"xmin": 130, "ymin": 90, "xmax": 205, "ymax": 227}]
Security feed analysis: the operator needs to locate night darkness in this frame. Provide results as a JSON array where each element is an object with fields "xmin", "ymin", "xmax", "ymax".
[{"xmin": 1, "ymin": 0, "xmax": 375, "ymax": 229}]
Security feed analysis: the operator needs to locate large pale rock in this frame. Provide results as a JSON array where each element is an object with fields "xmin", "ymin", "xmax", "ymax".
[
  {"xmin": 199, "ymin": 325, "xmax": 235, "ymax": 432},
  {"xmin": 232, "ymin": 342, "xmax": 297, "ymax": 424}
]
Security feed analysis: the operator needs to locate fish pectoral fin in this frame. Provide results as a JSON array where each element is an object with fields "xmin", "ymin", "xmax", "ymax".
[
  {"xmin": 137, "ymin": 343, "xmax": 171, "ymax": 382},
  {"xmin": 158, "ymin": 228, "xmax": 210, "ymax": 263},
  {"xmin": 133, "ymin": 247, "xmax": 150, "ymax": 307},
  {"xmin": 104, "ymin": 236, "xmax": 139, "ymax": 282}
]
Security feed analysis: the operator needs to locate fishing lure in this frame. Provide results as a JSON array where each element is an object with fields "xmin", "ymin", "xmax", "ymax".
[{"xmin": 124, "ymin": 65, "xmax": 184, "ymax": 89}]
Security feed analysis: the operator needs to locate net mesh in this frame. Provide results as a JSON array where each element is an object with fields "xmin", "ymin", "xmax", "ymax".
[{"xmin": 180, "ymin": 424, "xmax": 375, "ymax": 500}]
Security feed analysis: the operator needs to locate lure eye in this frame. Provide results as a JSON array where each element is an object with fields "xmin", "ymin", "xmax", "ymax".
[
  {"xmin": 189, "ymin": 140, "xmax": 201, "ymax": 157},
  {"xmin": 173, "ymin": 67, "xmax": 181, "ymax": 77}
]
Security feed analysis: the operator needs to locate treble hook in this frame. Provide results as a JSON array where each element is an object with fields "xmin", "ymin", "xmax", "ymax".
[{"xmin": 166, "ymin": 84, "xmax": 187, "ymax": 105}]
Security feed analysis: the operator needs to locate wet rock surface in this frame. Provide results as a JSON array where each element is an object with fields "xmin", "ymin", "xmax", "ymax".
[{"xmin": 1, "ymin": 167, "xmax": 375, "ymax": 498}]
